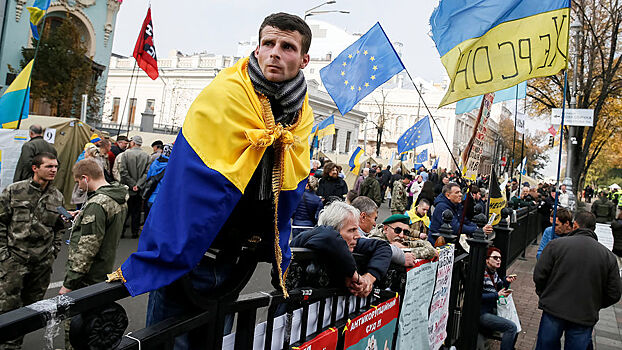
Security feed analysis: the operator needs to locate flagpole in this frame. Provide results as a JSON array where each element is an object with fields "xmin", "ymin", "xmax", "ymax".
[
  {"xmin": 401, "ymin": 68, "xmax": 461, "ymax": 173},
  {"xmin": 126, "ymin": 67, "xmax": 140, "ymax": 136},
  {"xmin": 551, "ymin": 70, "xmax": 569, "ymax": 237},
  {"xmin": 508, "ymin": 87, "xmax": 519, "ymax": 176},
  {"xmin": 116, "ymin": 61, "xmax": 137, "ymax": 137},
  {"xmin": 16, "ymin": 11, "xmax": 50, "ymax": 129},
  {"xmin": 518, "ymin": 129, "xmax": 525, "ymax": 185}
]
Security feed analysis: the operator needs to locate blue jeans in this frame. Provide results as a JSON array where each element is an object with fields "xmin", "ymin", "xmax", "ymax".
[
  {"xmin": 535, "ymin": 311, "xmax": 593, "ymax": 350},
  {"xmin": 146, "ymin": 257, "xmax": 236, "ymax": 350},
  {"xmin": 479, "ymin": 312, "xmax": 518, "ymax": 350}
]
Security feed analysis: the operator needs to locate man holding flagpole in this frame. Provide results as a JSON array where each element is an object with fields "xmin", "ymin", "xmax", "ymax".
[{"xmin": 110, "ymin": 13, "xmax": 317, "ymax": 348}]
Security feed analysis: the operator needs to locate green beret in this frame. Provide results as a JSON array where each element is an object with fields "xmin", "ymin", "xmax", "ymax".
[{"xmin": 382, "ymin": 214, "xmax": 410, "ymax": 225}]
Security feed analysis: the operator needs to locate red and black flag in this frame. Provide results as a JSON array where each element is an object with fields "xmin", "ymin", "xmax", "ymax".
[{"xmin": 133, "ymin": 7, "xmax": 158, "ymax": 80}]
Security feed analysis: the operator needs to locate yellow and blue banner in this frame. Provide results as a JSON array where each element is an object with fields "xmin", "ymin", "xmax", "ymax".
[
  {"xmin": 455, "ymin": 81, "xmax": 527, "ymax": 115},
  {"xmin": 27, "ymin": 0, "xmax": 51, "ymax": 40},
  {"xmin": 0, "ymin": 60, "xmax": 33, "ymax": 129},
  {"xmin": 488, "ymin": 169, "xmax": 506, "ymax": 226},
  {"xmin": 320, "ymin": 22, "xmax": 404, "ymax": 116},
  {"xmin": 349, "ymin": 146, "xmax": 363, "ymax": 175},
  {"xmin": 118, "ymin": 57, "xmax": 313, "ymax": 296},
  {"xmin": 432, "ymin": 157, "xmax": 439, "ymax": 170},
  {"xmin": 396, "ymin": 116, "xmax": 433, "ymax": 155},
  {"xmin": 311, "ymin": 115, "xmax": 335, "ymax": 140},
  {"xmin": 430, "ymin": 0, "xmax": 570, "ymax": 107}
]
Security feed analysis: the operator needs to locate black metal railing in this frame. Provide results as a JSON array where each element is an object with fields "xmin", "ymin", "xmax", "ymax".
[{"xmin": 0, "ymin": 208, "xmax": 542, "ymax": 349}]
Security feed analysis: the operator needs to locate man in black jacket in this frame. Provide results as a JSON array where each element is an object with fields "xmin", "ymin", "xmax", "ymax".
[
  {"xmin": 13, "ymin": 124, "xmax": 57, "ymax": 182},
  {"xmin": 534, "ymin": 211, "xmax": 622, "ymax": 349},
  {"xmin": 291, "ymin": 201, "xmax": 392, "ymax": 297}
]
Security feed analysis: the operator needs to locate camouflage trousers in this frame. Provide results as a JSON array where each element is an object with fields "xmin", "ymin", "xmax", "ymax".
[{"xmin": 0, "ymin": 252, "xmax": 53, "ymax": 350}]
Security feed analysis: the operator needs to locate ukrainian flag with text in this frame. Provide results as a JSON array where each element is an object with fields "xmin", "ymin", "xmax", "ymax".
[
  {"xmin": 320, "ymin": 23, "xmax": 404, "ymax": 116},
  {"xmin": 0, "ymin": 60, "xmax": 32, "ymax": 129},
  {"xmin": 430, "ymin": 0, "xmax": 570, "ymax": 106}
]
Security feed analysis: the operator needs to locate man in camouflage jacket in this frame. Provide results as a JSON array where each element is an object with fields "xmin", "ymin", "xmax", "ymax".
[
  {"xmin": 59, "ymin": 159, "xmax": 128, "ymax": 349},
  {"xmin": 390, "ymin": 174, "xmax": 412, "ymax": 215},
  {"xmin": 0, "ymin": 152, "xmax": 65, "ymax": 349}
]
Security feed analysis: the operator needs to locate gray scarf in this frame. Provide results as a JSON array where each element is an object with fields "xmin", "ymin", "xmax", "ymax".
[{"xmin": 247, "ymin": 52, "xmax": 307, "ymax": 122}]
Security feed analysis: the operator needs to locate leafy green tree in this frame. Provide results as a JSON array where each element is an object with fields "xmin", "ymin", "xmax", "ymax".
[{"xmin": 19, "ymin": 16, "xmax": 100, "ymax": 119}]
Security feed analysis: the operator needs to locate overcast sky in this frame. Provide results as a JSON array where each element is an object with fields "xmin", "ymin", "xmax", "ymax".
[{"xmin": 111, "ymin": 0, "xmax": 446, "ymax": 82}]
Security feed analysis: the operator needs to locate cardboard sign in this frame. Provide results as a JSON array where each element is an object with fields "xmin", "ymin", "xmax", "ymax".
[
  {"xmin": 343, "ymin": 295, "xmax": 400, "ymax": 350},
  {"xmin": 462, "ymin": 93, "xmax": 494, "ymax": 180},
  {"xmin": 397, "ymin": 259, "xmax": 438, "ymax": 350},
  {"xmin": 292, "ymin": 328, "xmax": 338, "ymax": 350},
  {"xmin": 428, "ymin": 245, "xmax": 455, "ymax": 350}
]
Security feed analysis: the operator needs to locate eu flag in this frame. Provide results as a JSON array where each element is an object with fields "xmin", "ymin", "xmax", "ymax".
[
  {"xmin": 320, "ymin": 23, "xmax": 404, "ymax": 116},
  {"xmin": 416, "ymin": 149, "xmax": 428, "ymax": 163},
  {"xmin": 396, "ymin": 116, "xmax": 433, "ymax": 154},
  {"xmin": 432, "ymin": 157, "xmax": 439, "ymax": 170}
]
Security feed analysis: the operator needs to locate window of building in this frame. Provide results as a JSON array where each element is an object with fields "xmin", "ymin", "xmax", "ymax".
[
  {"xmin": 129, "ymin": 98, "xmax": 137, "ymax": 124},
  {"xmin": 332, "ymin": 129, "xmax": 339, "ymax": 151},
  {"xmin": 345, "ymin": 131, "xmax": 352, "ymax": 153},
  {"xmin": 111, "ymin": 97, "xmax": 121, "ymax": 122}
]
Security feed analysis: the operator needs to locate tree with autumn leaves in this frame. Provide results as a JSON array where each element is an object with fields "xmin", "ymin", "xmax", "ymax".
[
  {"xmin": 497, "ymin": 115, "xmax": 551, "ymax": 178},
  {"xmin": 528, "ymin": 0, "xmax": 622, "ymax": 194}
]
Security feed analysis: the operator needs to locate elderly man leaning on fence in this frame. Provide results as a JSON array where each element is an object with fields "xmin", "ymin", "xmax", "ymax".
[
  {"xmin": 290, "ymin": 201, "xmax": 392, "ymax": 298},
  {"xmin": 369, "ymin": 214, "xmax": 437, "ymax": 268}
]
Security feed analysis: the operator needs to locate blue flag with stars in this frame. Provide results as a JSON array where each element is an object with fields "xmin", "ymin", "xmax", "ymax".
[
  {"xmin": 396, "ymin": 116, "xmax": 433, "ymax": 154},
  {"xmin": 416, "ymin": 149, "xmax": 428, "ymax": 163},
  {"xmin": 320, "ymin": 22, "xmax": 404, "ymax": 116}
]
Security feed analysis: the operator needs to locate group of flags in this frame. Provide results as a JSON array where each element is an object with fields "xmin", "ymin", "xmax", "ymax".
[{"xmin": 0, "ymin": 3, "xmax": 159, "ymax": 129}]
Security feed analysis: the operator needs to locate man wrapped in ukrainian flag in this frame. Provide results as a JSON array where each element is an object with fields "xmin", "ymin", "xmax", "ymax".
[{"xmin": 109, "ymin": 13, "xmax": 313, "ymax": 344}]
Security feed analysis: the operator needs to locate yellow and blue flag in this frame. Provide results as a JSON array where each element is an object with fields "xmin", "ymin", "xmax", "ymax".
[
  {"xmin": 349, "ymin": 146, "xmax": 363, "ymax": 175},
  {"xmin": 416, "ymin": 149, "xmax": 428, "ymax": 164},
  {"xmin": 0, "ymin": 60, "xmax": 33, "ymax": 129},
  {"xmin": 27, "ymin": 0, "xmax": 51, "ymax": 40},
  {"xmin": 118, "ymin": 57, "xmax": 313, "ymax": 296},
  {"xmin": 488, "ymin": 169, "xmax": 506, "ymax": 226},
  {"xmin": 320, "ymin": 23, "xmax": 404, "ymax": 116},
  {"xmin": 311, "ymin": 115, "xmax": 335, "ymax": 140},
  {"xmin": 430, "ymin": 0, "xmax": 570, "ymax": 107},
  {"xmin": 455, "ymin": 81, "xmax": 527, "ymax": 115},
  {"xmin": 396, "ymin": 116, "xmax": 433, "ymax": 155}
]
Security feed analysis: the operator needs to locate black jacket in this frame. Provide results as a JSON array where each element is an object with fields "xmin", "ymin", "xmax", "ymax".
[
  {"xmin": 317, "ymin": 176, "xmax": 348, "ymax": 201},
  {"xmin": 292, "ymin": 190, "xmax": 323, "ymax": 227},
  {"xmin": 14, "ymin": 136, "xmax": 58, "ymax": 182},
  {"xmin": 611, "ymin": 219, "xmax": 622, "ymax": 257},
  {"xmin": 290, "ymin": 226, "xmax": 392, "ymax": 284},
  {"xmin": 534, "ymin": 228, "xmax": 622, "ymax": 326}
]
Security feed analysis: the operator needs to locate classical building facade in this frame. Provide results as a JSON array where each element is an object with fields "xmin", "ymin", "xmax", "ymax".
[
  {"xmin": 104, "ymin": 19, "xmax": 502, "ymax": 175},
  {"xmin": 0, "ymin": 0, "xmax": 122, "ymax": 116},
  {"xmin": 102, "ymin": 51, "xmax": 366, "ymax": 154}
]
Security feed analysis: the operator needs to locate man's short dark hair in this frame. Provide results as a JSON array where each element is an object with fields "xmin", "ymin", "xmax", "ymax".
[
  {"xmin": 418, "ymin": 198, "xmax": 431, "ymax": 207},
  {"xmin": 29, "ymin": 124, "xmax": 43, "ymax": 135},
  {"xmin": 116, "ymin": 135, "xmax": 128, "ymax": 142},
  {"xmin": 32, "ymin": 152, "xmax": 57, "ymax": 167},
  {"xmin": 554, "ymin": 207, "xmax": 573, "ymax": 225},
  {"xmin": 442, "ymin": 183, "xmax": 460, "ymax": 195},
  {"xmin": 259, "ymin": 13, "xmax": 312, "ymax": 54},
  {"xmin": 574, "ymin": 211, "xmax": 596, "ymax": 230}
]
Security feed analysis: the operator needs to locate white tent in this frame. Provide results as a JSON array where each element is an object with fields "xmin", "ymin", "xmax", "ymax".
[{"xmin": 609, "ymin": 183, "xmax": 621, "ymax": 190}]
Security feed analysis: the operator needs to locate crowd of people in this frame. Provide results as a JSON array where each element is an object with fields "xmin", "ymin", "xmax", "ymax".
[{"xmin": 1, "ymin": 124, "xmax": 174, "ymax": 348}]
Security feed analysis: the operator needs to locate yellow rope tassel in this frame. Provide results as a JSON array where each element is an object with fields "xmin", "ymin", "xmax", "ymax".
[{"xmin": 106, "ymin": 267, "xmax": 126, "ymax": 283}]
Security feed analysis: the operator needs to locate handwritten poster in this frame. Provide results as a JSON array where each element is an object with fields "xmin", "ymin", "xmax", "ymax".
[
  {"xmin": 397, "ymin": 259, "xmax": 438, "ymax": 350},
  {"xmin": 428, "ymin": 244, "xmax": 455, "ymax": 350},
  {"xmin": 343, "ymin": 295, "xmax": 400, "ymax": 350},
  {"xmin": 0, "ymin": 129, "xmax": 29, "ymax": 190}
]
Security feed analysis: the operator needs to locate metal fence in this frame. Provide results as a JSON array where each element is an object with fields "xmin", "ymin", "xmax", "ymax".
[{"xmin": 0, "ymin": 208, "xmax": 542, "ymax": 349}]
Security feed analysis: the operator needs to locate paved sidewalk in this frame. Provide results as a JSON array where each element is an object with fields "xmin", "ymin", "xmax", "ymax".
[{"xmin": 504, "ymin": 242, "xmax": 622, "ymax": 350}]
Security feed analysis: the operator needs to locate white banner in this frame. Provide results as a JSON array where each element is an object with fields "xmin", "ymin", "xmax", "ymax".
[
  {"xmin": 428, "ymin": 244, "xmax": 455, "ymax": 350},
  {"xmin": 397, "ymin": 259, "xmax": 438, "ymax": 350},
  {"xmin": 462, "ymin": 93, "xmax": 494, "ymax": 180},
  {"xmin": 0, "ymin": 129, "xmax": 29, "ymax": 191},
  {"xmin": 551, "ymin": 108, "xmax": 594, "ymax": 126}
]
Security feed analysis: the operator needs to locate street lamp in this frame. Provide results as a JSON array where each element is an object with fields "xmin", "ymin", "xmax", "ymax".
[
  {"xmin": 305, "ymin": 10, "xmax": 350, "ymax": 19},
  {"xmin": 304, "ymin": 1, "xmax": 344, "ymax": 20},
  {"xmin": 563, "ymin": 18, "xmax": 582, "ymax": 209}
]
